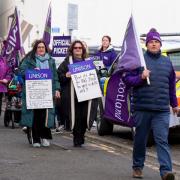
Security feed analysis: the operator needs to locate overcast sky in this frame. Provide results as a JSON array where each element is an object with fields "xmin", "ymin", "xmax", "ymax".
[
  {"xmin": 75, "ymin": 0, "xmax": 180, "ymax": 46},
  {"xmin": 18, "ymin": 0, "xmax": 180, "ymax": 47}
]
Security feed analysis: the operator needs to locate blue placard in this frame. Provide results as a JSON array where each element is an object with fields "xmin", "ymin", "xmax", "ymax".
[
  {"xmin": 25, "ymin": 69, "xmax": 52, "ymax": 80},
  {"xmin": 68, "ymin": 60, "xmax": 95, "ymax": 74}
]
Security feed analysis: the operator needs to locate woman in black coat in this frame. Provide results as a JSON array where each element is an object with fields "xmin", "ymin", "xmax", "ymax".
[{"xmin": 57, "ymin": 40, "xmax": 98, "ymax": 147}]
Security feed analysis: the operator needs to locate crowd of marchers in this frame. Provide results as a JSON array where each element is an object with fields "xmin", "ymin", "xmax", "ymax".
[{"xmin": 0, "ymin": 31, "xmax": 177, "ymax": 180}]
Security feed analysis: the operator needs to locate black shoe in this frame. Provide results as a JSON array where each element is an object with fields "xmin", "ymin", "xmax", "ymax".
[
  {"xmin": 80, "ymin": 136, "xmax": 85, "ymax": 145},
  {"xmin": 73, "ymin": 136, "xmax": 83, "ymax": 147},
  {"xmin": 73, "ymin": 143, "xmax": 82, "ymax": 147}
]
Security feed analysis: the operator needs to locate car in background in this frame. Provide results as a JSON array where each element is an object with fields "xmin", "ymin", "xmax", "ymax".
[{"xmin": 89, "ymin": 37, "xmax": 180, "ymax": 145}]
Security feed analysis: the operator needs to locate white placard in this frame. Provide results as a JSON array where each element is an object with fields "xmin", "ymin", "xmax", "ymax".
[
  {"xmin": 69, "ymin": 60, "xmax": 102, "ymax": 102},
  {"xmin": 25, "ymin": 70, "xmax": 53, "ymax": 109},
  {"xmin": 93, "ymin": 60, "xmax": 105, "ymax": 70}
]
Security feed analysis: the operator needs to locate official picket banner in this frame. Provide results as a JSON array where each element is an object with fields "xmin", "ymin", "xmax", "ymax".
[
  {"xmin": 51, "ymin": 36, "xmax": 71, "ymax": 68},
  {"xmin": 68, "ymin": 60, "xmax": 102, "ymax": 102},
  {"xmin": 52, "ymin": 36, "xmax": 71, "ymax": 57},
  {"xmin": 25, "ymin": 69, "xmax": 53, "ymax": 109}
]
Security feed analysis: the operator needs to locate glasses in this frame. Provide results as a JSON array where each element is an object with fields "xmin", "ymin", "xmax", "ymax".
[{"xmin": 73, "ymin": 46, "xmax": 83, "ymax": 50}]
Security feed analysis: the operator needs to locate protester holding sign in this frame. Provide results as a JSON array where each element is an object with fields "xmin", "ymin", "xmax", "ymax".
[
  {"xmin": 123, "ymin": 29, "xmax": 178, "ymax": 180},
  {"xmin": 96, "ymin": 35, "xmax": 117, "ymax": 69},
  {"xmin": 19, "ymin": 40, "xmax": 60, "ymax": 148},
  {"xmin": 57, "ymin": 40, "xmax": 98, "ymax": 147}
]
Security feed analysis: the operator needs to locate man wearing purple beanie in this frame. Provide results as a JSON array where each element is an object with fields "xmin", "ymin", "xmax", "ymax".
[{"xmin": 123, "ymin": 28, "xmax": 178, "ymax": 180}]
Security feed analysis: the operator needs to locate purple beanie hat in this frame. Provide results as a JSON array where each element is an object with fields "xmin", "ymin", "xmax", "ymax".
[{"xmin": 146, "ymin": 28, "xmax": 161, "ymax": 45}]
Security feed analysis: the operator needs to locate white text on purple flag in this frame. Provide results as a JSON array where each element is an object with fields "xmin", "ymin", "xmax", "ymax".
[{"xmin": 115, "ymin": 79, "xmax": 126, "ymax": 121}]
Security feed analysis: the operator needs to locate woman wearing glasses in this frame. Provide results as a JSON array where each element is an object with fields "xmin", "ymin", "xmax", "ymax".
[
  {"xmin": 19, "ymin": 40, "xmax": 60, "ymax": 148},
  {"xmin": 57, "ymin": 40, "xmax": 98, "ymax": 147}
]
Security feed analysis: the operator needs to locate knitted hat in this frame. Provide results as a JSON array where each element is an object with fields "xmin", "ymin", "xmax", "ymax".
[{"xmin": 146, "ymin": 28, "xmax": 161, "ymax": 45}]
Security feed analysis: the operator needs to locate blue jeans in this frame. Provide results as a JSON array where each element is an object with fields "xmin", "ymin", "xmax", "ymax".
[{"xmin": 132, "ymin": 110, "xmax": 172, "ymax": 177}]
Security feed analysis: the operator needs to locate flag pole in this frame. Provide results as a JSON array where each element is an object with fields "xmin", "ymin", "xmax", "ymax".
[
  {"xmin": 43, "ymin": 1, "xmax": 52, "ymax": 46},
  {"xmin": 131, "ymin": 15, "xmax": 150, "ymax": 85}
]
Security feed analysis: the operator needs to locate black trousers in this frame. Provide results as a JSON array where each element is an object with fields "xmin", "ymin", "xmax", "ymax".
[
  {"xmin": 32, "ymin": 109, "xmax": 52, "ymax": 144},
  {"xmin": 0, "ymin": 93, "xmax": 3, "ymax": 116},
  {"xmin": 55, "ymin": 98, "xmax": 64, "ymax": 126},
  {"xmin": 73, "ymin": 100, "xmax": 88, "ymax": 145}
]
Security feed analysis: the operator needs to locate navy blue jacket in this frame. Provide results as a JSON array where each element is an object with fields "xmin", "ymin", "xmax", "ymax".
[{"xmin": 123, "ymin": 51, "xmax": 177, "ymax": 111}]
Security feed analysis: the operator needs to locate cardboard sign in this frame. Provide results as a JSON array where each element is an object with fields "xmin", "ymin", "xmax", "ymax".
[
  {"xmin": 25, "ymin": 69, "xmax": 53, "ymax": 109},
  {"xmin": 68, "ymin": 60, "xmax": 102, "ymax": 102}
]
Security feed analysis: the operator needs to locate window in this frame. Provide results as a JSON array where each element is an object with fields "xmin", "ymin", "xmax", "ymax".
[{"xmin": 168, "ymin": 52, "xmax": 180, "ymax": 71}]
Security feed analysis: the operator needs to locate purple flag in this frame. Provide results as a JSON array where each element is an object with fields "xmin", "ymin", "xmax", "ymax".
[
  {"xmin": 104, "ymin": 73, "xmax": 134, "ymax": 127},
  {"xmin": 116, "ymin": 15, "xmax": 146, "ymax": 71},
  {"xmin": 3, "ymin": 7, "xmax": 21, "ymax": 69},
  {"xmin": 19, "ymin": 46, "xmax": 26, "ymax": 57},
  {"xmin": 43, "ymin": 2, "xmax": 51, "ymax": 46},
  {"xmin": 104, "ymin": 15, "xmax": 147, "ymax": 127}
]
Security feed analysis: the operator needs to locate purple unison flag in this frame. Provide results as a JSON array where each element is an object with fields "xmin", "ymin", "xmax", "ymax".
[
  {"xmin": 3, "ymin": 7, "xmax": 21, "ymax": 69},
  {"xmin": 104, "ymin": 73, "xmax": 134, "ymax": 127},
  {"xmin": 43, "ymin": 2, "xmax": 51, "ymax": 46},
  {"xmin": 116, "ymin": 15, "xmax": 146, "ymax": 71}
]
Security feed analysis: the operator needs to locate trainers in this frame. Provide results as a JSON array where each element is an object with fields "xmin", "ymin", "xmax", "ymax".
[
  {"xmin": 41, "ymin": 139, "xmax": 50, "ymax": 147},
  {"xmin": 33, "ymin": 143, "xmax": 41, "ymax": 148},
  {"xmin": 92, "ymin": 121, "xmax": 97, "ymax": 127},
  {"xmin": 56, "ymin": 125, "xmax": 64, "ymax": 132},
  {"xmin": 22, "ymin": 126, "xmax": 27, "ymax": 134},
  {"xmin": 162, "ymin": 172, "xmax": 175, "ymax": 180},
  {"xmin": 132, "ymin": 169, "xmax": 143, "ymax": 178}
]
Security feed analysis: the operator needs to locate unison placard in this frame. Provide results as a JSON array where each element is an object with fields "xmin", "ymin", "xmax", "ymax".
[
  {"xmin": 68, "ymin": 60, "xmax": 102, "ymax": 102},
  {"xmin": 25, "ymin": 69, "xmax": 53, "ymax": 109}
]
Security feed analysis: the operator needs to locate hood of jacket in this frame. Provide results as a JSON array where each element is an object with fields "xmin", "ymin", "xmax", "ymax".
[{"xmin": 98, "ymin": 45, "xmax": 114, "ymax": 52}]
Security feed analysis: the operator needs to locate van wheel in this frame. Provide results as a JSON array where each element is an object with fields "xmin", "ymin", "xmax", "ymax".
[
  {"xmin": 96, "ymin": 99, "xmax": 113, "ymax": 136},
  {"xmin": 4, "ymin": 110, "xmax": 11, "ymax": 127},
  {"xmin": 97, "ymin": 117, "xmax": 113, "ymax": 136}
]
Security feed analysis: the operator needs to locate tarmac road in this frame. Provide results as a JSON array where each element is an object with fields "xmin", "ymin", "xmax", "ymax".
[{"xmin": 0, "ymin": 113, "xmax": 162, "ymax": 180}]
